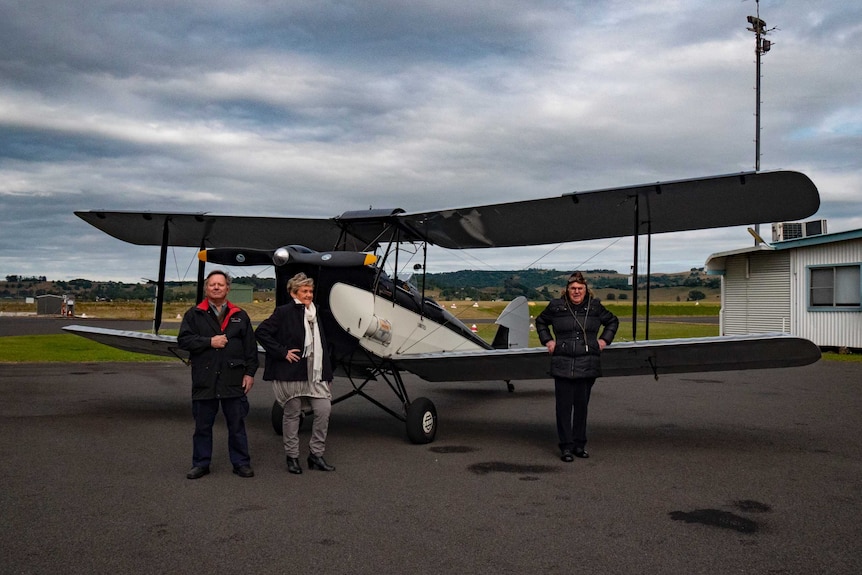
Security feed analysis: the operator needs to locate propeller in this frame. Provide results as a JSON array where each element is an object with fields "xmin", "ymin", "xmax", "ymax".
[{"xmin": 198, "ymin": 245, "xmax": 378, "ymax": 267}]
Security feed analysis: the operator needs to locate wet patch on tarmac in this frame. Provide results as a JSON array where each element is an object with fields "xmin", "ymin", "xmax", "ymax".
[
  {"xmin": 428, "ymin": 445, "xmax": 478, "ymax": 454},
  {"xmin": 733, "ymin": 499, "xmax": 772, "ymax": 513},
  {"xmin": 680, "ymin": 378, "xmax": 724, "ymax": 384},
  {"xmin": 318, "ymin": 538, "xmax": 337, "ymax": 546},
  {"xmin": 467, "ymin": 461, "xmax": 559, "ymax": 476},
  {"xmin": 669, "ymin": 509, "xmax": 759, "ymax": 533}
]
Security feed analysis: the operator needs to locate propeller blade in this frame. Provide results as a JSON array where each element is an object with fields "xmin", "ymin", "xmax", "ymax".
[
  {"xmin": 274, "ymin": 246, "xmax": 377, "ymax": 267},
  {"xmin": 198, "ymin": 248, "xmax": 274, "ymax": 266},
  {"xmin": 198, "ymin": 246, "xmax": 377, "ymax": 268}
]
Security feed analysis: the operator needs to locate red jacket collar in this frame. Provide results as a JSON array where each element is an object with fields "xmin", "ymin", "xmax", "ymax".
[{"xmin": 197, "ymin": 300, "xmax": 241, "ymax": 331}]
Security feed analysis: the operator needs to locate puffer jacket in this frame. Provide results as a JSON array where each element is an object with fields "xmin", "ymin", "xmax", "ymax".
[
  {"xmin": 535, "ymin": 295, "xmax": 619, "ymax": 379},
  {"xmin": 177, "ymin": 300, "xmax": 259, "ymax": 400}
]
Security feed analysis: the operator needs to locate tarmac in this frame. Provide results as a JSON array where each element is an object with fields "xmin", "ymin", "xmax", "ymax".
[{"xmin": 1, "ymin": 316, "xmax": 861, "ymax": 574}]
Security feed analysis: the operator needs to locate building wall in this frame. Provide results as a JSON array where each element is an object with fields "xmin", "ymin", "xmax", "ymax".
[
  {"xmin": 229, "ymin": 284, "xmax": 254, "ymax": 304},
  {"xmin": 790, "ymin": 240, "xmax": 862, "ymax": 348},
  {"xmin": 721, "ymin": 251, "xmax": 791, "ymax": 335},
  {"xmin": 720, "ymin": 238, "xmax": 862, "ymax": 348},
  {"xmin": 36, "ymin": 295, "xmax": 64, "ymax": 315}
]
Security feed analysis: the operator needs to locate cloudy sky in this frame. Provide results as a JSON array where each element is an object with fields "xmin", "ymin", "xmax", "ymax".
[{"xmin": 1, "ymin": 0, "xmax": 860, "ymax": 283}]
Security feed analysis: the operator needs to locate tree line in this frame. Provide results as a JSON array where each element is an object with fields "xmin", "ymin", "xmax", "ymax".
[{"xmin": 2, "ymin": 268, "xmax": 718, "ymax": 302}]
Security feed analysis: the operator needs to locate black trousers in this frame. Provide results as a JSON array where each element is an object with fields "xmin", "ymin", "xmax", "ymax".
[
  {"xmin": 191, "ymin": 396, "xmax": 250, "ymax": 468},
  {"xmin": 554, "ymin": 376, "xmax": 596, "ymax": 452}
]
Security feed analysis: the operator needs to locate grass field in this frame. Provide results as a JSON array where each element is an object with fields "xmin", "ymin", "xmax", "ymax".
[{"xmin": 1, "ymin": 299, "xmax": 856, "ymax": 363}]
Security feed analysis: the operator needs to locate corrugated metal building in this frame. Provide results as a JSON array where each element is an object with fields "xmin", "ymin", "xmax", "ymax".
[{"xmin": 706, "ymin": 228, "xmax": 862, "ymax": 350}]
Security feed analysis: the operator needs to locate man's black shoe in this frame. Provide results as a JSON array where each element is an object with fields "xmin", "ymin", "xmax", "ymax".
[
  {"xmin": 186, "ymin": 466, "xmax": 210, "ymax": 480},
  {"xmin": 574, "ymin": 448, "xmax": 589, "ymax": 459},
  {"xmin": 233, "ymin": 465, "xmax": 255, "ymax": 478}
]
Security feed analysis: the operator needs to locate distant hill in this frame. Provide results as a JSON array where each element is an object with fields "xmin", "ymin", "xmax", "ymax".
[{"xmin": 423, "ymin": 268, "xmax": 719, "ymax": 302}]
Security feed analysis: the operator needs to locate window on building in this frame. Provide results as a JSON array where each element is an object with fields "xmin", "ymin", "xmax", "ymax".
[{"xmin": 809, "ymin": 265, "xmax": 861, "ymax": 309}]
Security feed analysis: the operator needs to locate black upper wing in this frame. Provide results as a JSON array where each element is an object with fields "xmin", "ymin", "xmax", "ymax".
[
  {"xmin": 75, "ymin": 170, "xmax": 819, "ymax": 250},
  {"xmin": 399, "ymin": 170, "xmax": 819, "ymax": 248}
]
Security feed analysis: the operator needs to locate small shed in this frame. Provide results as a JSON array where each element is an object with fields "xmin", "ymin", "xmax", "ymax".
[
  {"xmin": 36, "ymin": 294, "xmax": 64, "ymax": 315},
  {"xmin": 230, "ymin": 284, "xmax": 254, "ymax": 304}
]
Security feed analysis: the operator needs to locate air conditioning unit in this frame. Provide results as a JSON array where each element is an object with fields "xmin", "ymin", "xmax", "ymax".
[{"xmin": 772, "ymin": 219, "xmax": 827, "ymax": 242}]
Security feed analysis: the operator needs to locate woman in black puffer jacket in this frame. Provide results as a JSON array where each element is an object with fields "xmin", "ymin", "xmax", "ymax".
[{"xmin": 535, "ymin": 271, "xmax": 619, "ymax": 462}]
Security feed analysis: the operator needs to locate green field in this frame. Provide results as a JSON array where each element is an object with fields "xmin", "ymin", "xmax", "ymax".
[{"xmin": 1, "ymin": 299, "xmax": 855, "ymax": 363}]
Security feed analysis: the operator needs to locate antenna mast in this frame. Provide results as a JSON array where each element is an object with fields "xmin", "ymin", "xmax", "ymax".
[
  {"xmin": 747, "ymin": 0, "xmax": 773, "ymax": 171},
  {"xmin": 747, "ymin": 0, "xmax": 772, "ymax": 242}
]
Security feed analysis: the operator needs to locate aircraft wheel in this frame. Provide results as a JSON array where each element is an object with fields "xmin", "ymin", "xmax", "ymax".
[
  {"xmin": 406, "ymin": 397, "xmax": 437, "ymax": 444},
  {"xmin": 271, "ymin": 400, "xmax": 284, "ymax": 435}
]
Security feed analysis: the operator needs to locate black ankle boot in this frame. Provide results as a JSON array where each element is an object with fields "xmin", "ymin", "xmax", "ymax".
[
  {"xmin": 307, "ymin": 454, "xmax": 335, "ymax": 471},
  {"xmin": 286, "ymin": 456, "xmax": 302, "ymax": 474}
]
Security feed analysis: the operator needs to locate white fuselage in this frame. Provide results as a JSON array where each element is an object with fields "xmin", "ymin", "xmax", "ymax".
[{"xmin": 328, "ymin": 282, "xmax": 486, "ymax": 358}]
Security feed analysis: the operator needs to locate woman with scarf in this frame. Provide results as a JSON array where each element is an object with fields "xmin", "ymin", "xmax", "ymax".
[{"xmin": 256, "ymin": 272, "xmax": 335, "ymax": 474}]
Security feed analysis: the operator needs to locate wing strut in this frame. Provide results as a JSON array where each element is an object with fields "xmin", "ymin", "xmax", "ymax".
[
  {"xmin": 632, "ymin": 194, "xmax": 639, "ymax": 341},
  {"xmin": 631, "ymin": 188, "xmax": 656, "ymax": 341},
  {"xmin": 194, "ymin": 217, "xmax": 217, "ymax": 305},
  {"xmin": 196, "ymin": 239, "xmax": 206, "ymax": 304},
  {"xmin": 645, "ymin": 218, "xmax": 652, "ymax": 340},
  {"xmin": 153, "ymin": 218, "xmax": 170, "ymax": 334}
]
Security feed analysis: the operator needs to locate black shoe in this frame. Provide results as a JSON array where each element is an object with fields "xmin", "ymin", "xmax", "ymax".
[
  {"xmin": 286, "ymin": 456, "xmax": 303, "ymax": 475},
  {"xmin": 307, "ymin": 454, "xmax": 335, "ymax": 471},
  {"xmin": 574, "ymin": 447, "xmax": 589, "ymax": 459},
  {"xmin": 560, "ymin": 450, "xmax": 574, "ymax": 462},
  {"xmin": 232, "ymin": 465, "xmax": 255, "ymax": 478},
  {"xmin": 186, "ymin": 466, "xmax": 210, "ymax": 480}
]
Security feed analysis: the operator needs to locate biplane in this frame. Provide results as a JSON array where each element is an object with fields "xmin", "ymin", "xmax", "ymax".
[{"xmin": 65, "ymin": 170, "xmax": 822, "ymax": 443}]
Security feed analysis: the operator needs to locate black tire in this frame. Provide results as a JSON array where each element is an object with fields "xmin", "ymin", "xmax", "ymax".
[
  {"xmin": 271, "ymin": 400, "xmax": 284, "ymax": 435},
  {"xmin": 406, "ymin": 397, "xmax": 437, "ymax": 444}
]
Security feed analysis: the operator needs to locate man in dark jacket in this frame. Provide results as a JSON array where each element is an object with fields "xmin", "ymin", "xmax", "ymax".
[
  {"xmin": 178, "ymin": 270, "xmax": 259, "ymax": 479},
  {"xmin": 535, "ymin": 271, "xmax": 619, "ymax": 462}
]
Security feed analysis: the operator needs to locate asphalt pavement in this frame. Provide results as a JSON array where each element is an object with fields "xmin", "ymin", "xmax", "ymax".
[{"xmin": 1, "ymin": 317, "xmax": 861, "ymax": 574}]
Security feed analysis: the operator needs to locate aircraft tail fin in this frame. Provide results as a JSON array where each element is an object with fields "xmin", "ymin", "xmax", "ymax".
[{"xmin": 491, "ymin": 296, "xmax": 530, "ymax": 350}]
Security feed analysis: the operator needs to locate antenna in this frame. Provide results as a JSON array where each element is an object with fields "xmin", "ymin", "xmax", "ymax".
[
  {"xmin": 747, "ymin": 0, "xmax": 773, "ymax": 173},
  {"xmin": 747, "ymin": 0, "xmax": 774, "ymax": 243}
]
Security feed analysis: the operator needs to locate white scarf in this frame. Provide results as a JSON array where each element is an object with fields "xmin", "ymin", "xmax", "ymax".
[{"xmin": 298, "ymin": 300, "xmax": 324, "ymax": 383}]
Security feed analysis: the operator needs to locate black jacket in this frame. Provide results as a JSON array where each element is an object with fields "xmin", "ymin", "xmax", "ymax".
[
  {"xmin": 255, "ymin": 302, "xmax": 334, "ymax": 383},
  {"xmin": 535, "ymin": 295, "xmax": 619, "ymax": 379},
  {"xmin": 177, "ymin": 300, "xmax": 259, "ymax": 400}
]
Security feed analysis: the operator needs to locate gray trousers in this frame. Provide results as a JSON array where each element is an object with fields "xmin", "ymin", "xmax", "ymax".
[{"xmin": 283, "ymin": 396, "xmax": 331, "ymax": 458}]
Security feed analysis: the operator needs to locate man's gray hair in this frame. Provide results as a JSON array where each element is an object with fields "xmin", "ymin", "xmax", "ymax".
[{"xmin": 205, "ymin": 270, "xmax": 231, "ymax": 287}]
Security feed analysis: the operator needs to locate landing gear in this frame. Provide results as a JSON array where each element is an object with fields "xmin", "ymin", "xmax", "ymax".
[
  {"xmin": 406, "ymin": 397, "xmax": 437, "ymax": 444},
  {"xmin": 329, "ymin": 351, "xmax": 439, "ymax": 444}
]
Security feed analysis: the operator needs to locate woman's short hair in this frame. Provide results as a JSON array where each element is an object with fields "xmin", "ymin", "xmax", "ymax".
[{"xmin": 287, "ymin": 272, "xmax": 314, "ymax": 295}]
